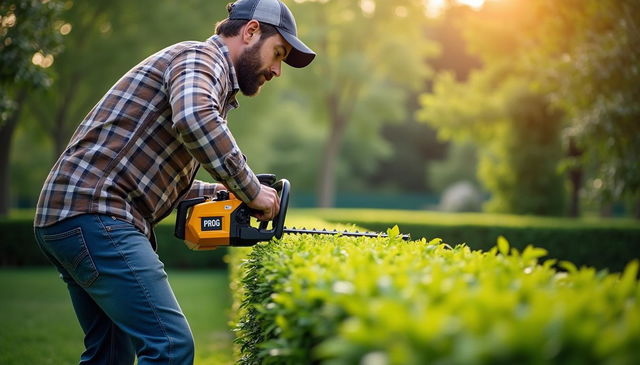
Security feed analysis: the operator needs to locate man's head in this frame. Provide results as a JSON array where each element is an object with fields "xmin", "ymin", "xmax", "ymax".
[{"xmin": 215, "ymin": 0, "xmax": 315, "ymax": 96}]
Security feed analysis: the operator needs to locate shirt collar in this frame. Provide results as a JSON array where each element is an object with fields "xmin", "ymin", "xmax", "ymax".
[{"xmin": 208, "ymin": 35, "xmax": 239, "ymax": 108}]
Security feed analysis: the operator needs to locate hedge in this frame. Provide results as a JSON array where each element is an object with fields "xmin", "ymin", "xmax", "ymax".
[
  {"xmin": 0, "ymin": 217, "xmax": 227, "ymax": 269},
  {"xmin": 229, "ymin": 232, "xmax": 640, "ymax": 364},
  {"xmin": 4, "ymin": 209, "xmax": 639, "ymax": 271},
  {"xmin": 305, "ymin": 209, "xmax": 640, "ymax": 272}
]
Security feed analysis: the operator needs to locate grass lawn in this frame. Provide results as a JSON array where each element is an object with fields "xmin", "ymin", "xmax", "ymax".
[{"xmin": 0, "ymin": 268, "xmax": 233, "ymax": 365}]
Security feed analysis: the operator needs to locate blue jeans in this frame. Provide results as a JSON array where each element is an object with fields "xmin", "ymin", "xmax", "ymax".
[{"xmin": 34, "ymin": 214, "xmax": 194, "ymax": 364}]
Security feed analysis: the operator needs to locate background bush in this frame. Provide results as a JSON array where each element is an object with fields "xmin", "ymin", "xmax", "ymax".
[
  {"xmin": 0, "ymin": 217, "xmax": 227, "ymax": 269},
  {"xmin": 3, "ymin": 210, "xmax": 639, "ymax": 271},
  {"xmin": 230, "ymin": 233, "xmax": 640, "ymax": 364},
  {"xmin": 308, "ymin": 209, "xmax": 640, "ymax": 272}
]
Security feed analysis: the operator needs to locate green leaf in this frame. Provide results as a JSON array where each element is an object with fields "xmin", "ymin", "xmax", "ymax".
[
  {"xmin": 559, "ymin": 260, "xmax": 578, "ymax": 274},
  {"xmin": 497, "ymin": 235, "xmax": 510, "ymax": 256},
  {"xmin": 522, "ymin": 245, "xmax": 548, "ymax": 262},
  {"xmin": 386, "ymin": 225, "xmax": 400, "ymax": 239}
]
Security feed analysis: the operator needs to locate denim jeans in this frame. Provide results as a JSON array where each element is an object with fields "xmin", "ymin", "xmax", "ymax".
[{"xmin": 34, "ymin": 214, "xmax": 194, "ymax": 365}]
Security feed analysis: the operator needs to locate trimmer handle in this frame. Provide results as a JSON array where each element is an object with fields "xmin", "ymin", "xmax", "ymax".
[
  {"xmin": 269, "ymin": 178, "xmax": 290, "ymax": 239},
  {"xmin": 245, "ymin": 178, "xmax": 290, "ymax": 242},
  {"xmin": 174, "ymin": 196, "xmax": 207, "ymax": 240}
]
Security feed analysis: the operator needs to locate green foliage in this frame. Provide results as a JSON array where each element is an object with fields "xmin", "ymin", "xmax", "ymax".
[
  {"xmin": 13, "ymin": 0, "xmax": 441, "ymax": 207},
  {"xmin": 14, "ymin": 0, "xmax": 229, "ymax": 207},
  {"xmin": 5, "ymin": 209, "xmax": 638, "ymax": 271},
  {"xmin": 419, "ymin": 70, "xmax": 566, "ymax": 215},
  {"xmin": 25, "ymin": 0, "xmax": 228, "ymax": 153},
  {"xmin": 428, "ymin": 141, "xmax": 478, "ymax": 194},
  {"xmin": 272, "ymin": 0, "xmax": 438, "ymax": 205},
  {"xmin": 479, "ymin": 91, "xmax": 565, "ymax": 215},
  {"xmin": 530, "ymin": 0, "xmax": 640, "ymax": 204},
  {"xmin": 369, "ymin": 120, "xmax": 446, "ymax": 193},
  {"xmin": 0, "ymin": 216, "xmax": 228, "ymax": 269},
  {"xmin": 230, "ymin": 233, "xmax": 640, "ymax": 364},
  {"xmin": 422, "ymin": 0, "xmax": 640, "ymax": 213},
  {"xmin": 307, "ymin": 208, "xmax": 640, "ymax": 272},
  {"xmin": 0, "ymin": 0, "xmax": 63, "ymax": 123},
  {"xmin": 0, "ymin": 217, "xmax": 49, "ymax": 266}
]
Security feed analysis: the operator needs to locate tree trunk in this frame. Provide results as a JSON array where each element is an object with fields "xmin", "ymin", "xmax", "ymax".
[
  {"xmin": 567, "ymin": 138, "xmax": 583, "ymax": 217},
  {"xmin": 317, "ymin": 93, "xmax": 348, "ymax": 208},
  {"xmin": 0, "ymin": 89, "xmax": 28, "ymax": 216},
  {"xmin": 53, "ymin": 73, "xmax": 81, "ymax": 156},
  {"xmin": 317, "ymin": 126, "xmax": 342, "ymax": 208}
]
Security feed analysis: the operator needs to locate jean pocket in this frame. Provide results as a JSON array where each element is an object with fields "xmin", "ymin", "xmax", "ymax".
[
  {"xmin": 42, "ymin": 227, "xmax": 99, "ymax": 288},
  {"xmin": 100, "ymin": 216, "xmax": 135, "ymax": 232}
]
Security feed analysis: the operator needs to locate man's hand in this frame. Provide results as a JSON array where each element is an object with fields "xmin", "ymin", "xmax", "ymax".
[{"xmin": 247, "ymin": 185, "xmax": 280, "ymax": 221}]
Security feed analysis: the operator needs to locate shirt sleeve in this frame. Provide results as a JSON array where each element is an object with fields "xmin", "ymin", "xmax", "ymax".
[
  {"xmin": 184, "ymin": 180, "xmax": 223, "ymax": 199},
  {"xmin": 165, "ymin": 46, "xmax": 261, "ymax": 203}
]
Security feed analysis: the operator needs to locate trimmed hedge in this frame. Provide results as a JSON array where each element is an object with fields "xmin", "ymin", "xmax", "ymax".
[
  {"xmin": 230, "ymin": 233, "xmax": 640, "ymax": 364},
  {"xmin": 4, "ymin": 209, "xmax": 639, "ymax": 271},
  {"xmin": 306, "ymin": 209, "xmax": 640, "ymax": 272},
  {"xmin": 0, "ymin": 218, "xmax": 227, "ymax": 269}
]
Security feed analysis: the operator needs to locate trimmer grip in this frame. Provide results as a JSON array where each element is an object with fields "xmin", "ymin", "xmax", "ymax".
[
  {"xmin": 271, "ymin": 179, "xmax": 290, "ymax": 239},
  {"xmin": 174, "ymin": 197, "xmax": 207, "ymax": 239},
  {"xmin": 238, "ymin": 179, "xmax": 290, "ymax": 243},
  {"xmin": 256, "ymin": 174, "xmax": 276, "ymax": 186},
  {"xmin": 255, "ymin": 178, "xmax": 290, "ymax": 236}
]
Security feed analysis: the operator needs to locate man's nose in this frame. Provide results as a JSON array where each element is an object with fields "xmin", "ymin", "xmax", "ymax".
[{"xmin": 270, "ymin": 61, "xmax": 282, "ymax": 77}]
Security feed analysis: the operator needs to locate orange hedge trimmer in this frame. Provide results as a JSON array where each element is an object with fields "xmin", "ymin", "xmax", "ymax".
[{"xmin": 174, "ymin": 174, "xmax": 410, "ymax": 250}]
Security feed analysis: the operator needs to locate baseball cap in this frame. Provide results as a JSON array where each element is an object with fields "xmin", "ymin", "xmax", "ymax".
[{"xmin": 228, "ymin": 0, "xmax": 316, "ymax": 68}]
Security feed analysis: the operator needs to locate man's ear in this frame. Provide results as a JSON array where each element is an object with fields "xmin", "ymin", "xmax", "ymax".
[{"xmin": 242, "ymin": 19, "xmax": 261, "ymax": 44}]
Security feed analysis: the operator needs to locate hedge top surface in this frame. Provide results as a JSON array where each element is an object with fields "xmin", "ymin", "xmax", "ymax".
[
  {"xmin": 302, "ymin": 208, "xmax": 640, "ymax": 229},
  {"xmin": 232, "ymin": 232, "xmax": 640, "ymax": 364}
]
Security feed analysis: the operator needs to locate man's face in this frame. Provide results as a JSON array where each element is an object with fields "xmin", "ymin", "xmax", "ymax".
[{"xmin": 236, "ymin": 32, "xmax": 292, "ymax": 96}]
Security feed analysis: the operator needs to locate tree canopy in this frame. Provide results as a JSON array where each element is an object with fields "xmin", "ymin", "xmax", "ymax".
[
  {"xmin": 419, "ymin": 0, "xmax": 640, "ymax": 216},
  {"xmin": 5, "ymin": 0, "xmax": 639, "ymax": 217}
]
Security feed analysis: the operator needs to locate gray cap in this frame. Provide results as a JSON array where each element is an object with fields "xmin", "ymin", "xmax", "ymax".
[{"xmin": 228, "ymin": 0, "xmax": 316, "ymax": 68}]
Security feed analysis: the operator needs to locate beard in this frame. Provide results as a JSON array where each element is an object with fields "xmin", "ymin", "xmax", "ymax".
[{"xmin": 236, "ymin": 41, "xmax": 272, "ymax": 96}]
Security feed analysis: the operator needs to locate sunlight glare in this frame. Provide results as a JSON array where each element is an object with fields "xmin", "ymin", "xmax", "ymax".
[
  {"xmin": 426, "ymin": 0, "xmax": 486, "ymax": 17},
  {"xmin": 360, "ymin": 0, "xmax": 376, "ymax": 16},
  {"xmin": 458, "ymin": 0, "xmax": 486, "ymax": 9}
]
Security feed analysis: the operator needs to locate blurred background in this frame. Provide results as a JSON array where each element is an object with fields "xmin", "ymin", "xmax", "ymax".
[{"xmin": 1, "ymin": 0, "xmax": 639, "ymax": 218}]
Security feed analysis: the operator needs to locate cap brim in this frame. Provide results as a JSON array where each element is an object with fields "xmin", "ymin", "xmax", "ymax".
[{"xmin": 278, "ymin": 29, "xmax": 316, "ymax": 68}]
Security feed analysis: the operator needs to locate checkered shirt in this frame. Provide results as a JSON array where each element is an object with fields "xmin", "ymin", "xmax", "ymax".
[{"xmin": 34, "ymin": 35, "xmax": 261, "ymax": 244}]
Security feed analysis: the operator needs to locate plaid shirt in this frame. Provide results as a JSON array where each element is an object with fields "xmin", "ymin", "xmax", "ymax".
[{"xmin": 35, "ymin": 35, "xmax": 261, "ymax": 245}]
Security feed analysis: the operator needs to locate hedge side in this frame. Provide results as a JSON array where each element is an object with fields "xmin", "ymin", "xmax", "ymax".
[
  {"xmin": 0, "ymin": 218, "xmax": 226, "ymax": 269},
  {"xmin": 230, "ymin": 233, "xmax": 640, "ymax": 364},
  {"xmin": 306, "ymin": 209, "xmax": 640, "ymax": 272}
]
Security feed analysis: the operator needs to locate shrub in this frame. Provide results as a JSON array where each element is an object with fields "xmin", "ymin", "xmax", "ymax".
[
  {"xmin": 306, "ymin": 209, "xmax": 640, "ymax": 272},
  {"xmin": 0, "ymin": 217, "xmax": 226, "ymax": 269},
  {"xmin": 230, "ymin": 233, "xmax": 640, "ymax": 364}
]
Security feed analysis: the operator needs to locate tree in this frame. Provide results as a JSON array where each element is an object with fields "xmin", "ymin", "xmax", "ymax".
[
  {"xmin": 419, "ymin": 67, "xmax": 566, "ymax": 215},
  {"xmin": 0, "ymin": 0, "xmax": 63, "ymax": 215},
  {"xmin": 532, "ymin": 0, "xmax": 640, "ymax": 216},
  {"xmin": 11, "ymin": 0, "xmax": 437, "ymax": 208},
  {"xmin": 10, "ymin": 0, "xmax": 227, "ymax": 208},
  {"xmin": 420, "ymin": 0, "xmax": 640, "ymax": 217},
  {"xmin": 28, "ymin": 0, "xmax": 227, "ymax": 158},
  {"xmin": 285, "ymin": 0, "xmax": 437, "ymax": 207}
]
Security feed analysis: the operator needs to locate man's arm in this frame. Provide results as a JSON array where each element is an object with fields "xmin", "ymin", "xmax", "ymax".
[
  {"xmin": 165, "ymin": 46, "xmax": 261, "ymax": 203},
  {"xmin": 183, "ymin": 180, "xmax": 222, "ymax": 199},
  {"xmin": 165, "ymin": 46, "xmax": 279, "ymax": 220}
]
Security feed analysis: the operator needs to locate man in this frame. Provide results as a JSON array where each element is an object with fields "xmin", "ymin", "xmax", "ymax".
[{"xmin": 33, "ymin": 0, "xmax": 315, "ymax": 363}]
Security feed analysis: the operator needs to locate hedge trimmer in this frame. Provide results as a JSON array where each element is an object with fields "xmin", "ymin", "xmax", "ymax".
[{"xmin": 174, "ymin": 174, "xmax": 410, "ymax": 250}]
